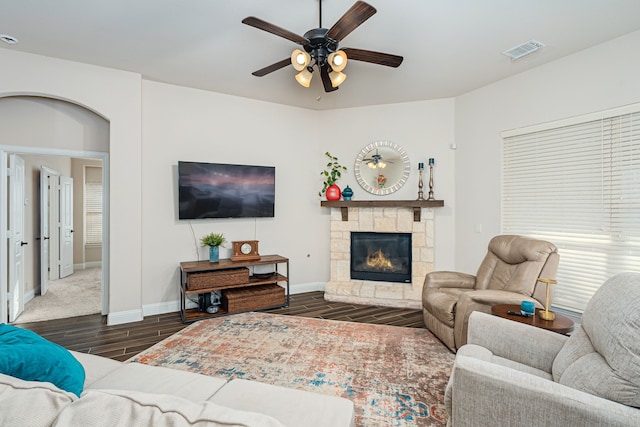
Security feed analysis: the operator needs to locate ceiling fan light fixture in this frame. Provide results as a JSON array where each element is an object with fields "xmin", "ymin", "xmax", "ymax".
[
  {"xmin": 328, "ymin": 50, "xmax": 347, "ymax": 72},
  {"xmin": 291, "ymin": 49, "xmax": 310, "ymax": 71},
  {"xmin": 329, "ymin": 70, "xmax": 347, "ymax": 88},
  {"xmin": 295, "ymin": 67, "xmax": 313, "ymax": 87}
]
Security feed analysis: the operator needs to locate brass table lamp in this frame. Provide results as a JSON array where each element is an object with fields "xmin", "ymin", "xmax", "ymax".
[{"xmin": 538, "ymin": 278, "xmax": 557, "ymax": 321}]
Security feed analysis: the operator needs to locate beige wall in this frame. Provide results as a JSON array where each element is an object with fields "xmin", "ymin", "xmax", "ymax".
[
  {"xmin": 2, "ymin": 28, "xmax": 638, "ymax": 323},
  {"xmin": 1, "ymin": 48, "xmax": 142, "ymax": 324},
  {"xmin": 140, "ymin": 81, "xmax": 455, "ymax": 308},
  {"xmin": 454, "ymin": 29, "xmax": 640, "ymax": 274}
]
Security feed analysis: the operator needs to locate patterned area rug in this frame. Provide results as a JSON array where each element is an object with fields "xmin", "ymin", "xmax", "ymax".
[{"xmin": 130, "ymin": 312, "xmax": 454, "ymax": 426}]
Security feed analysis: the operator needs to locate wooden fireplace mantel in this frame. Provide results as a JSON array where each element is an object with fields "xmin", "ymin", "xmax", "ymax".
[{"xmin": 320, "ymin": 200, "xmax": 445, "ymax": 222}]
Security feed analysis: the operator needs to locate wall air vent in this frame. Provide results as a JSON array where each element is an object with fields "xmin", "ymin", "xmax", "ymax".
[{"xmin": 502, "ymin": 40, "xmax": 544, "ymax": 61}]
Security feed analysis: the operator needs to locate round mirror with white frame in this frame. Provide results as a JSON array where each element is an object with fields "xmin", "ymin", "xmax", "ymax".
[{"xmin": 354, "ymin": 141, "xmax": 411, "ymax": 195}]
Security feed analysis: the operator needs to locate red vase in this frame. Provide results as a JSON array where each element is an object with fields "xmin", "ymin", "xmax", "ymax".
[{"xmin": 325, "ymin": 184, "xmax": 341, "ymax": 201}]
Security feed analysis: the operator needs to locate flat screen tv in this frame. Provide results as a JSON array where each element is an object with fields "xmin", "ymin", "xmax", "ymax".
[{"xmin": 178, "ymin": 161, "xmax": 275, "ymax": 219}]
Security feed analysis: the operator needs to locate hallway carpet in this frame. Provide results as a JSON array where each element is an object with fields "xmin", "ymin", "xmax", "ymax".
[{"xmin": 13, "ymin": 267, "xmax": 101, "ymax": 324}]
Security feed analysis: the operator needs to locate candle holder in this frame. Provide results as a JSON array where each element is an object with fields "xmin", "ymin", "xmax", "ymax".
[
  {"xmin": 427, "ymin": 162, "xmax": 435, "ymax": 201},
  {"xmin": 537, "ymin": 278, "xmax": 557, "ymax": 321},
  {"xmin": 417, "ymin": 163, "xmax": 425, "ymax": 200}
]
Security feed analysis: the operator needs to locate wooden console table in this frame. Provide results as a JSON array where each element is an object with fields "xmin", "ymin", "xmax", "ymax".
[
  {"xmin": 179, "ymin": 255, "xmax": 289, "ymax": 323},
  {"xmin": 321, "ymin": 200, "xmax": 444, "ymax": 222}
]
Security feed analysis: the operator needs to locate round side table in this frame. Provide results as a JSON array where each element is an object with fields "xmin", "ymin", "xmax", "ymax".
[{"xmin": 491, "ymin": 304, "xmax": 574, "ymax": 335}]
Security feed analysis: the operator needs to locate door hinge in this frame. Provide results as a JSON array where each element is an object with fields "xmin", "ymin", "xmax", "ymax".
[{"xmin": 6, "ymin": 168, "xmax": 13, "ymax": 176}]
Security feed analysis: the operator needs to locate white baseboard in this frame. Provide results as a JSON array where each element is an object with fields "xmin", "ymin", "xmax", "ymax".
[
  {"xmin": 24, "ymin": 289, "xmax": 35, "ymax": 304},
  {"xmin": 290, "ymin": 281, "xmax": 325, "ymax": 295},
  {"xmin": 73, "ymin": 261, "xmax": 102, "ymax": 270},
  {"xmin": 143, "ymin": 300, "xmax": 181, "ymax": 317},
  {"xmin": 107, "ymin": 282, "xmax": 326, "ymax": 325},
  {"xmin": 107, "ymin": 309, "xmax": 143, "ymax": 325}
]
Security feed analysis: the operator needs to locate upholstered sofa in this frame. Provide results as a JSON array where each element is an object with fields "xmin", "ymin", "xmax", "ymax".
[
  {"xmin": 0, "ymin": 335, "xmax": 355, "ymax": 427},
  {"xmin": 445, "ymin": 273, "xmax": 640, "ymax": 426}
]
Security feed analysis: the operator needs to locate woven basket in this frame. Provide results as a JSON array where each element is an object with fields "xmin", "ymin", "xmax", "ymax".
[
  {"xmin": 222, "ymin": 284, "xmax": 285, "ymax": 313},
  {"xmin": 186, "ymin": 267, "xmax": 249, "ymax": 291}
]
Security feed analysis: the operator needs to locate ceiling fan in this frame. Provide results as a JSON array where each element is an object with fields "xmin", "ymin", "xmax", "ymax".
[
  {"xmin": 241, "ymin": 1, "xmax": 403, "ymax": 92},
  {"xmin": 364, "ymin": 149, "xmax": 393, "ymax": 168}
]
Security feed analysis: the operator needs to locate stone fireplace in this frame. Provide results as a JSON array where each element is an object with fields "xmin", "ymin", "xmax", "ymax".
[{"xmin": 324, "ymin": 206, "xmax": 435, "ymax": 309}]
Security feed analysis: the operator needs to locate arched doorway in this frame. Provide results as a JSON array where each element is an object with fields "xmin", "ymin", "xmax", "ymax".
[{"xmin": 0, "ymin": 95, "xmax": 110, "ymax": 323}]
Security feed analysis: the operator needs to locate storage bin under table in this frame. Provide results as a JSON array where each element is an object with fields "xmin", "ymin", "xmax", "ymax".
[
  {"xmin": 186, "ymin": 267, "xmax": 250, "ymax": 291},
  {"xmin": 222, "ymin": 284, "xmax": 285, "ymax": 313}
]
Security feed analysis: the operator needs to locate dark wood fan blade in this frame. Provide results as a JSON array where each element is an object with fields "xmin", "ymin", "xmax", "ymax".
[
  {"xmin": 242, "ymin": 16, "xmax": 308, "ymax": 44},
  {"xmin": 320, "ymin": 64, "xmax": 339, "ymax": 92},
  {"xmin": 252, "ymin": 58, "xmax": 291, "ymax": 77},
  {"xmin": 343, "ymin": 48, "xmax": 403, "ymax": 67},
  {"xmin": 326, "ymin": 1, "xmax": 376, "ymax": 42}
]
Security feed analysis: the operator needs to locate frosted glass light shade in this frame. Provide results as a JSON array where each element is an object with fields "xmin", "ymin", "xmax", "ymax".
[
  {"xmin": 328, "ymin": 51, "xmax": 347, "ymax": 72},
  {"xmin": 329, "ymin": 70, "xmax": 347, "ymax": 88},
  {"xmin": 295, "ymin": 68, "xmax": 313, "ymax": 87},
  {"xmin": 291, "ymin": 49, "xmax": 310, "ymax": 71}
]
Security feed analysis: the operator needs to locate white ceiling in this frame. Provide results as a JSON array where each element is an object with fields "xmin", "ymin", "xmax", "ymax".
[{"xmin": 2, "ymin": 0, "xmax": 640, "ymax": 110}]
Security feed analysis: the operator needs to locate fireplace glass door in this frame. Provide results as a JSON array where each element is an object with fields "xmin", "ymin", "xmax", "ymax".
[{"xmin": 350, "ymin": 232, "xmax": 412, "ymax": 283}]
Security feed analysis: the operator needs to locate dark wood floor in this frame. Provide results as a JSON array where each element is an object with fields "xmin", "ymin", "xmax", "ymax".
[{"xmin": 16, "ymin": 291, "xmax": 426, "ymax": 362}]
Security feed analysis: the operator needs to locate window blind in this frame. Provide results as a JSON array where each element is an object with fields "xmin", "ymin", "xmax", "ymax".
[
  {"xmin": 502, "ymin": 107, "xmax": 640, "ymax": 312},
  {"xmin": 84, "ymin": 167, "xmax": 103, "ymax": 246}
]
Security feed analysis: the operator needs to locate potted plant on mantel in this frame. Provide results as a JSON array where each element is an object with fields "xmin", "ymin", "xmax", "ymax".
[
  {"xmin": 319, "ymin": 151, "xmax": 347, "ymax": 201},
  {"xmin": 200, "ymin": 232, "xmax": 226, "ymax": 263}
]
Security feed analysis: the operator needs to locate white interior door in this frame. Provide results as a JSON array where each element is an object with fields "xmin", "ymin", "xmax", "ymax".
[
  {"xmin": 8, "ymin": 154, "xmax": 25, "ymax": 322},
  {"xmin": 59, "ymin": 176, "xmax": 74, "ymax": 278},
  {"xmin": 39, "ymin": 167, "xmax": 58, "ymax": 295}
]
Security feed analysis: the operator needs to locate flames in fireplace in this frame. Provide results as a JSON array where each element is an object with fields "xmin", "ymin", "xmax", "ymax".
[
  {"xmin": 366, "ymin": 249, "xmax": 395, "ymax": 271},
  {"xmin": 351, "ymin": 232, "xmax": 412, "ymax": 283}
]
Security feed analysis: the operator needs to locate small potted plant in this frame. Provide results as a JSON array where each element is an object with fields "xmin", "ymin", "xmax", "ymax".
[
  {"xmin": 200, "ymin": 232, "xmax": 226, "ymax": 263},
  {"xmin": 319, "ymin": 151, "xmax": 347, "ymax": 200}
]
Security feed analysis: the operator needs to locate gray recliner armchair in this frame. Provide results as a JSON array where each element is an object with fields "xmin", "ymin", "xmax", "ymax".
[
  {"xmin": 422, "ymin": 235, "xmax": 559, "ymax": 351},
  {"xmin": 445, "ymin": 272, "xmax": 640, "ymax": 426}
]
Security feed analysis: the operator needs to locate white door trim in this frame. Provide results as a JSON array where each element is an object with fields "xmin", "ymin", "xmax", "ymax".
[
  {"xmin": 1, "ymin": 150, "xmax": 8, "ymax": 323},
  {"xmin": 59, "ymin": 176, "xmax": 74, "ymax": 278},
  {"xmin": 8, "ymin": 154, "xmax": 25, "ymax": 322}
]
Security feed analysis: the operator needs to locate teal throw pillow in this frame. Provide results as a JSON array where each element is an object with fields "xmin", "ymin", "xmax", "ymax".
[{"xmin": 0, "ymin": 324, "xmax": 85, "ymax": 397}]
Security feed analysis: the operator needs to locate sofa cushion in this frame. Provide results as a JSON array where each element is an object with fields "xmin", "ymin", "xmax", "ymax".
[
  {"xmin": 210, "ymin": 379, "xmax": 355, "ymax": 427},
  {"xmin": 553, "ymin": 273, "xmax": 640, "ymax": 408},
  {"xmin": 458, "ymin": 344, "xmax": 552, "ymax": 380},
  {"xmin": 70, "ymin": 350, "xmax": 122, "ymax": 387},
  {"xmin": 52, "ymin": 389, "xmax": 285, "ymax": 427},
  {"xmin": 87, "ymin": 362, "xmax": 228, "ymax": 401},
  {"xmin": 0, "ymin": 373, "xmax": 76, "ymax": 427},
  {"xmin": 0, "ymin": 324, "xmax": 85, "ymax": 397}
]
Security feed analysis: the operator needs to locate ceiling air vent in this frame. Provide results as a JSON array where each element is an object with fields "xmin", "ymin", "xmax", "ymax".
[
  {"xmin": 502, "ymin": 40, "xmax": 544, "ymax": 61},
  {"xmin": 0, "ymin": 34, "xmax": 19, "ymax": 45}
]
